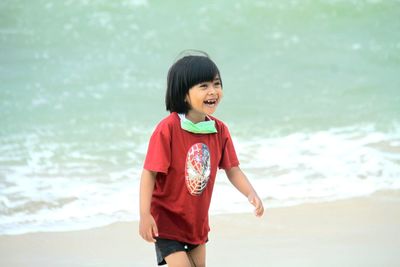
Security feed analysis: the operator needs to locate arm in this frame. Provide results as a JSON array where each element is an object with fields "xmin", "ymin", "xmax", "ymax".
[
  {"xmin": 225, "ymin": 166, "xmax": 264, "ymax": 217},
  {"xmin": 139, "ymin": 169, "xmax": 158, "ymax": 242}
]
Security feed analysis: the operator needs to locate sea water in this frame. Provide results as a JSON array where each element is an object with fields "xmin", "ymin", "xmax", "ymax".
[{"xmin": 1, "ymin": 0, "xmax": 399, "ymax": 234}]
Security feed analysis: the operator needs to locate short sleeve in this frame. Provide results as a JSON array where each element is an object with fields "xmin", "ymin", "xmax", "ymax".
[
  {"xmin": 143, "ymin": 123, "xmax": 171, "ymax": 174},
  {"xmin": 218, "ymin": 125, "xmax": 239, "ymax": 170}
]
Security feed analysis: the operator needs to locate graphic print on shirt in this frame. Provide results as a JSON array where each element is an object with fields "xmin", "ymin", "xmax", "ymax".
[{"xmin": 185, "ymin": 143, "xmax": 211, "ymax": 196}]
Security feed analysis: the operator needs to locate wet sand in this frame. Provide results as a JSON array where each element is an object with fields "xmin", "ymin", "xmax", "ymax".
[{"xmin": 1, "ymin": 190, "xmax": 399, "ymax": 267}]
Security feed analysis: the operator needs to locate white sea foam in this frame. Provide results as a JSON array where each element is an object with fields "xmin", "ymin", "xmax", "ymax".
[
  {"xmin": 214, "ymin": 124, "xmax": 400, "ymax": 211},
  {"xmin": 0, "ymin": 124, "xmax": 399, "ymax": 235}
]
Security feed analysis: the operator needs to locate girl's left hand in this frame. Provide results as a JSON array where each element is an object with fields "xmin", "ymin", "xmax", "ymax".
[{"xmin": 248, "ymin": 191, "xmax": 264, "ymax": 217}]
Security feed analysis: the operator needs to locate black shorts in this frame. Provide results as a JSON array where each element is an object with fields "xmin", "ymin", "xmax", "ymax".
[{"xmin": 155, "ymin": 238, "xmax": 199, "ymax": 266}]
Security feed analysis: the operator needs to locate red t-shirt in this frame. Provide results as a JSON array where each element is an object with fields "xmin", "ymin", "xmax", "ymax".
[{"xmin": 144, "ymin": 112, "xmax": 239, "ymax": 244}]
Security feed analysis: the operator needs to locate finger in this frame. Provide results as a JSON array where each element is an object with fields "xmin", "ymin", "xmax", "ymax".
[
  {"xmin": 152, "ymin": 223, "xmax": 159, "ymax": 238},
  {"xmin": 254, "ymin": 207, "xmax": 261, "ymax": 216},
  {"xmin": 255, "ymin": 207, "xmax": 263, "ymax": 216},
  {"xmin": 252, "ymin": 196, "xmax": 260, "ymax": 208},
  {"xmin": 255, "ymin": 199, "xmax": 262, "ymax": 209},
  {"xmin": 260, "ymin": 207, "xmax": 264, "ymax": 216},
  {"xmin": 147, "ymin": 227, "xmax": 156, "ymax": 243},
  {"xmin": 139, "ymin": 227, "xmax": 147, "ymax": 240},
  {"xmin": 255, "ymin": 203, "xmax": 264, "ymax": 217},
  {"xmin": 253, "ymin": 198, "xmax": 263, "ymax": 216}
]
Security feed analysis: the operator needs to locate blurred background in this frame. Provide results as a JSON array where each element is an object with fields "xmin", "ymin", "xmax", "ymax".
[{"xmin": 1, "ymin": 0, "xmax": 399, "ymax": 234}]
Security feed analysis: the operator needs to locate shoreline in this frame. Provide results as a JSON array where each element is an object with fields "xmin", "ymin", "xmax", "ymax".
[
  {"xmin": 1, "ymin": 191, "xmax": 393, "ymax": 237},
  {"xmin": 1, "ymin": 190, "xmax": 400, "ymax": 266}
]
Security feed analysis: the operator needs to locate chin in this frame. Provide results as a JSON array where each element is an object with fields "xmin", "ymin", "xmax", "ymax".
[
  {"xmin": 203, "ymin": 106, "xmax": 218, "ymax": 115},
  {"xmin": 205, "ymin": 110, "xmax": 216, "ymax": 116}
]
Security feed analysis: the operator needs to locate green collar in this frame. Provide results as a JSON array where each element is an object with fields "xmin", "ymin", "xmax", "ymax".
[{"xmin": 178, "ymin": 113, "xmax": 217, "ymax": 134}]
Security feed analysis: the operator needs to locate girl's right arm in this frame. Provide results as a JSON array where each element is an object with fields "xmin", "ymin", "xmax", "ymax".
[{"xmin": 139, "ymin": 169, "xmax": 159, "ymax": 243}]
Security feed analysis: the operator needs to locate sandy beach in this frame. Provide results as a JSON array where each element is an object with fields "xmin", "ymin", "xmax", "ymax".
[{"xmin": 1, "ymin": 190, "xmax": 399, "ymax": 267}]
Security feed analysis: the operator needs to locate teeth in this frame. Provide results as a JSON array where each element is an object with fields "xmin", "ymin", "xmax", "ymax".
[{"xmin": 204, "ymin": 99, "xmax": 217, "ymax": 104}]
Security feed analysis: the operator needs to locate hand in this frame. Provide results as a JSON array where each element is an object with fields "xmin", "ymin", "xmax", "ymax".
[
  {"xmin": 139, "ymin": 213, "xmax": 158, "ymax": 243},
  {"xmin": 248, "ymin": 191, "xmax": 264, "ymax": 217}
]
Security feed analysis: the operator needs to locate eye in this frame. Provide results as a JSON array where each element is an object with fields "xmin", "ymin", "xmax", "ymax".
[
  {"xmin": 214, "ymin": 81, "xmax": 221, "ymax": 87},
  {"xmin": 199, "ymin": 83, "xmax": 208, "ymax": 89}
]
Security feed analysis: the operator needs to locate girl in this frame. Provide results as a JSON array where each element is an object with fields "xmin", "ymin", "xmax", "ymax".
[{"xmin": 139, "ymin": 51, "xmax": 264, "ymax": 267}]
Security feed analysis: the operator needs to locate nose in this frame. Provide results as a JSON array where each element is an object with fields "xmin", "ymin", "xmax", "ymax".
[{"xmin": 208, "ymin": 84, "xmax": 217, "ymax": 95}]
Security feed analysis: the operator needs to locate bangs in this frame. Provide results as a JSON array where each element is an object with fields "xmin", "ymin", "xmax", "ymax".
[{"xmin": 183, "ymin": 56, "xmax": 221, "ymax": 89}]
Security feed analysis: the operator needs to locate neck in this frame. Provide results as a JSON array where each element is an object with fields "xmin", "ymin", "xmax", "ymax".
[{"xmin": 186, "ymin": 110, "xmax": 206, "ymax": 123}]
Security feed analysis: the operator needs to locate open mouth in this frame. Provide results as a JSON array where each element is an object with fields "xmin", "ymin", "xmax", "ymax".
[{"xmin": 203, "ymin": 99, "xmax": 218, "ymax": 106}]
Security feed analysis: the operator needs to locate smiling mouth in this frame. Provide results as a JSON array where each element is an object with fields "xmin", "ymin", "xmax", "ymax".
[{"xmin": 204, "ymin": 99, "xmax": 218, "ymax": 106}]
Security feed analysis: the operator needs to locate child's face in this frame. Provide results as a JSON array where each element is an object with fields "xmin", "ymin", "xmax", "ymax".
[{"xmin": 185, "ymin": 76, "xmax": 223, "ymax": 118}]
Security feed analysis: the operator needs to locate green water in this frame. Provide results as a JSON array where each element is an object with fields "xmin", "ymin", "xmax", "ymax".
[{"xmin": 2, "ymin": 0, "xmax": 399, "ymax": 137}]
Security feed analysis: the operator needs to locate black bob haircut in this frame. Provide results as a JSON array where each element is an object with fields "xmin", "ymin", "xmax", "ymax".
[{"xmin": 165, "ymin": 51, "xmax": 222, "ymax": 114}]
